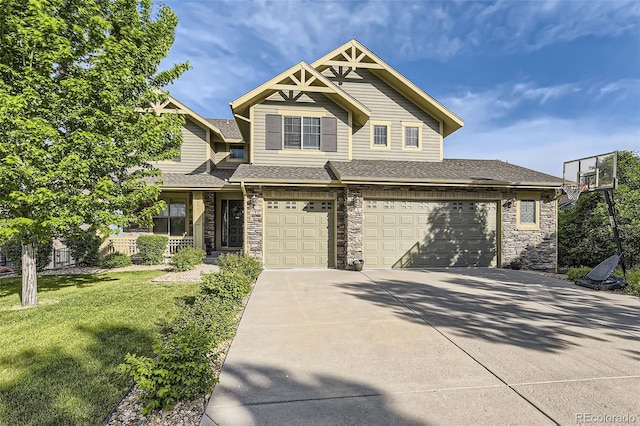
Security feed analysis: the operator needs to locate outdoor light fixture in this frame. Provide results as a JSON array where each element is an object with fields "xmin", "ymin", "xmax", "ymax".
[{"xmin": 502, "ymin": 197, "xmax": 515, "ymax": 208}]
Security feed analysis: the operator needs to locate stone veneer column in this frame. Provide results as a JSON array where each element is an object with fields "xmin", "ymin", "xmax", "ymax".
[
  {"xmin": 204, "ymin": 192, "xmax": 215, "ymax": 252},
  {"xmin": 345, "ymin": 186, "xmax": 363, "ymax": 269},
  {"xmin": 245, "ymin": 186, "xmax": 263, "ymax": 261},
  {"xmin": 501, "ymin": 191, "xmax": 557, "ymax": 271}
]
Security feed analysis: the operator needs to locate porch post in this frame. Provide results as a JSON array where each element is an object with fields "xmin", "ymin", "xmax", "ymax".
[{"xmin": 193, "ymin": 191, "xmax": 205, "ymax": 250}]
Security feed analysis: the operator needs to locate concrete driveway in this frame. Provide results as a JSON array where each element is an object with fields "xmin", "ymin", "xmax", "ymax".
[{"xmin": 202, "ymin": 269, "xmax": 640, "ymax": 425}]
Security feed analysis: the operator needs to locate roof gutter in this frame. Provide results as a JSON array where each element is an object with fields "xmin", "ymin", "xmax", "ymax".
[{"xmin": 338, "ymin": 179, "xmax": 562, "ymax": 189}]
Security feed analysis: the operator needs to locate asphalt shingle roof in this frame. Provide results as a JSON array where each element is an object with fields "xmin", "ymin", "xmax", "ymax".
[
  {"xmin": 230, "ymin": 164, "xmax": 336, "ymax": 183},
  {"xmin": 146, "ymin": 170, "xmax": 235, "ymax": 189},
  {"xmin": 329, "ymin": 159, "xmax": 563, "ymax": 186},
  {"xmin": 207, "ymin": 119, "xmax": 242, "ymax": 140}
]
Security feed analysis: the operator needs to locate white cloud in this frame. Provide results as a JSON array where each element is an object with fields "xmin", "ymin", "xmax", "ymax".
[
  {"xmin": 445, "ymin": 115, "xmax": 640, "ymax": 176},
  {"xmin": 512, "ymin": 83, "xmax": 580, "ymax": 104},
  {"xmin": 443, "ymin": 82, "xmax": 640, "ymax": 175},
  {"xmin": 443, "ymin": 81, "xmax": 584, "ymax": 129},
  {"xmin": 598, "ymin": 79, "xmax": 640, "ymax": 98}
]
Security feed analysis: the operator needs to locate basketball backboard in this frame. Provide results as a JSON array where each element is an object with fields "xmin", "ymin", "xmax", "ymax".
[{"xmin": 562, "ymin": 151, "xmax": 617, "ymax": 193}]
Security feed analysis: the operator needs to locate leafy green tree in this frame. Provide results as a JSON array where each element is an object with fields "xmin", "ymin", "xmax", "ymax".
[
  {"xmin": 0, "ymin": 0, "xmax": 189, "ymax": 306},
  {"xmin": 559, "ymin": 151, "xmax": 640, "ymax": 268}
]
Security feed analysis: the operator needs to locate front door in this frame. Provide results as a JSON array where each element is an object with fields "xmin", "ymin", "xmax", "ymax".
[{"xmin": 221, "ymin": 199, "xmax": 244, "ymax": 248}]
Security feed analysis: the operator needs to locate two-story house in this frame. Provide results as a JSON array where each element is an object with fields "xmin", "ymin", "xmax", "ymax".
[{"xmin": 108, "ymin": 39, "xmax": 562, "ymax": 270}]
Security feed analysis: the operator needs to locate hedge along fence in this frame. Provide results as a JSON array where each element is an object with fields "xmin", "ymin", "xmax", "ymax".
[
  {"xmin": 136, "ymin": 235, "xmax": 168, "ymax": 265},
  {"xmin": 120, "ymin": 254, "xmax": 262, "ymax": 413}
]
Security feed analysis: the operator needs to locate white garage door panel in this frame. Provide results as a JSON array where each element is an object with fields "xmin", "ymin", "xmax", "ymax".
[
  {"xmin": 264, "ymin": 200, "xmax": 334, "ymax": 268},
  {"xmin": 364, "ymin": 200, "xmax": 497, "ymax": 268}
]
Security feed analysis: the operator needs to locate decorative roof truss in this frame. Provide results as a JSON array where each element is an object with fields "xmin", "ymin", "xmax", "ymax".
[{"xmin": 321, "ymin": 43, "xmax": 384, "ymax": 70}]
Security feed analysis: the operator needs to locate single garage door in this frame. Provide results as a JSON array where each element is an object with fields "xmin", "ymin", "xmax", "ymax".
[
  {"xmin": 364, "ymin": 200, "xmax": 497, "ymax": 268},
  {"xmin": 264, "ymin": 200, "xmax": 334, "ymax": 268}
]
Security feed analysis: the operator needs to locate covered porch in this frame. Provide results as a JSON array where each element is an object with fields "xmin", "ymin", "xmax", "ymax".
[{"xmin": 102, "ymin": 172, "xmax": 245, "ymax": 258}]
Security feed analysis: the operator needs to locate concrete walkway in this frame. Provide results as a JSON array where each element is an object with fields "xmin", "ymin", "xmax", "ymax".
[{"xmin": 202, "ymin": 269, "xmax": 640, "ymax": 425}]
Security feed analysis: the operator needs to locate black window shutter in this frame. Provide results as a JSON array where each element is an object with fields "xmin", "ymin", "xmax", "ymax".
[
  {"xmin": 321, "ymin": 117, "xmax": 337, "ymax": 152},
  {"xmin": 265, "ymin": 114, "xmax": 282, "ymax": 150}
]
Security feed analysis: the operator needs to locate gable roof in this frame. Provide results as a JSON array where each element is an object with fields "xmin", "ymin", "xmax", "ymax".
[
  {"xmin": 311, "ymin": 39, "xmax": 463, "ymax": 137},
  {"xmin": 206, "ymin": 118, "xmax": 242, "ymax": 141},
  {"xmin": 328, "ymin": 159, "xmax": 563, "ymax": 188},
  {"xmin": 230, "ymin": 61, "xmax": 371, "ymax": 140},
  {"xmin": 149, "ymin": 95, "xmax": 231, "ymax": 141}
]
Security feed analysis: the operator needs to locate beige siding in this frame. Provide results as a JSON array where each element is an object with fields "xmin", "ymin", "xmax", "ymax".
[
  {"xmin": 153, "ymin": 118, "xmax": 208, "ymax": 174},
  {"xmin": 252, "ymin": 92, "xmax": 350, "ymax": 167},
  {"xmin": 325, "ymin": 68, "xmax": 442, "ymax": 161}
]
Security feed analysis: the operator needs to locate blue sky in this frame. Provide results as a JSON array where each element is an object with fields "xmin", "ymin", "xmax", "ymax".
[{"xmin": 160, "ymin": 0, "xmax": 639, "ymax": 176}]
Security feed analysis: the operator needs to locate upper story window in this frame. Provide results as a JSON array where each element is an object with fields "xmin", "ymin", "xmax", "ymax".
[
  {"xmin": 265, "ymin": 114, "xmax": 337, "ymax": 152},
  {"xmin": 370, "ymin": 121, "xmax": 392, "ymax": 150},
  {"xmin": 283, "ymin": 116, "xmax": 321, "ymax": 150},
  {"xmin": 405, "ymin": 127, "xmax": 418, "ymax": 147},
  {"xmin": 402, "ymin": 122, "xmax": 422, "ymax": 150},
  {"xmin": 373, "ymin": 125, "xmax": 388, "ymax": 147},
  {"xmin": 229, "ymin": 144, "xmax": 245, "ymax": 160}
]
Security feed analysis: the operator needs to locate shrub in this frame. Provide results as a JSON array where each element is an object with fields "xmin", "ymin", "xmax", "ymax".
[
  {"xmin": 121, "ymin": 250, "xmax": 261, "ymax": 414},
  {"xmin": 66, "ymin": 231, "xmax": 101, "ymax": 266},
  {"xmin": 566, "ymin": 267, "xmax": 592, "ymax": 281},
  {"xmin": 4, "ymin": 239, "xmax": 53, "ymax": 273},
  {"xmin": 101, "ymin": 252, "xmax": 132, "ymax": 269},
  {"xmin": 217, "ymin": 253, "xmax": 262, "ymax": 282},
  {"xmin": 201, "ymin": 269, "xmax": 251, "ymax": 305},
  {"xmin": 625, "ymin": 269, "xmax": 640, "ymax": 297},
  {"xmin": 120, "ymin": 317, "xmax": 216, "ymax": 414},
  {"xmin": 136, "ymin": 235, "xmax": 168, "ymax": 265},
  {"xmin": 120, "ymin": 295, "xmax": 237, "ymax": 414},
  {"xmin": 170, "ymin": 247, "xmax": 206, "ymax": 272}
]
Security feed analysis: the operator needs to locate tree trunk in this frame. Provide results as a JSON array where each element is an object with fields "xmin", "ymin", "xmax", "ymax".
[{"xmin": 21, "ymin": 242, "xmax": 37, "ymax": 307}]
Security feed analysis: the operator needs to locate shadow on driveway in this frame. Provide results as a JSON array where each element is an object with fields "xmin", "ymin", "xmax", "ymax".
[
  {"xmin": 341, "ymin": 269, "xmax": 639, "ymax": 354},
  {"xmin": 204, "ymin": 362, "xmax": 423, "ymax": 426}
]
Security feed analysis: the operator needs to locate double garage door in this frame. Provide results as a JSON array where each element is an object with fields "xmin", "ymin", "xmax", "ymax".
[
  {"xmin": 264, "ymin": 200, "xmax": 334, "ymax": 268},
  {"xmin": 263, "ymin": 198, "xmax": 497, "ymax": 269},
  {"xmin": 364, "ymin": 200, "xmax": 498, "ymax": 268}
]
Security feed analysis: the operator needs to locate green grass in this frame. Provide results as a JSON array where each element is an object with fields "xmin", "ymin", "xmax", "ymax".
[{"xmin": 0, "ymin": 271, "xmax": 199, "ymax": 426}]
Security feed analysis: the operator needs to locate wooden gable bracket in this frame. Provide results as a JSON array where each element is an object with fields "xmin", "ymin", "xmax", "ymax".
[
  {"xmin": 231, "ymin": 61, "xmax": 371, "ymax": 129},
  {"xmin": 279, "ymin": 90, "xmax": 304, "ymax": 102},
  {"xmin": 329, "ymin": 66, "xmax": 352, "ymax": 86},
  {"xmin": 322, "ymin": 44, "xmax": 384, "ymax": 70},
  {"xmin": 270, "ymin": 64, "xmax": 336, "ymax": 93}
]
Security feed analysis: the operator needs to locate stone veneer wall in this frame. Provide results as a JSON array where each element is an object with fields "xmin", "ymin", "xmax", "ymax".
[
  {"xmin": 204, "ymin": 192, "xmax": 215, "ymax": 251},
  {"xmin": 501, "ymin": 190, "xmax": 557, "ymax": 271},
  {"xmin": 245, "ymin": 186, "xmax": 263, "ymax": 261},
  {"xmin": 345, "ymin": 187, "xmax": 363, "ymax": 268},
  {"xmin": 244, "ymin": 186, "xmax": 347, "ymax": 268}
]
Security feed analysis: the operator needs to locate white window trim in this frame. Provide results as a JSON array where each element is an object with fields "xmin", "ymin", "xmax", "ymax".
[
  {"xmin": 516, "ymin": 192, "xmax": 540, "ymax": 230},
  {"xmin": 282, "ymin": 115, "xmax": 322, "ymax": 150},
  {"xmin": 401, "ymin": 121, "xmax": 422, "ymax": 151},
  {"xmin": 370, "ymin": 120, "xmax": 392, "ymax": 150}
]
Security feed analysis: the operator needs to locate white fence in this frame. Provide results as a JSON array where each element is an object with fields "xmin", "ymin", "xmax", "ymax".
[{"xmin": 106, "ymin": 237, "xmax": 195, "ymax": 257}]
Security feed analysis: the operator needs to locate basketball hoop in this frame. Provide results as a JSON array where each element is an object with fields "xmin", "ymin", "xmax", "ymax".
[{"xmin": 560, "ymin": 184, "xmax": 585, "ymax": 208}]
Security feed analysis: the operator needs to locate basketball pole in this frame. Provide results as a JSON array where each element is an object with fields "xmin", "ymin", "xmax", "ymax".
[{"xmin": 602, "ymin": 189, "xmax": 627, "ymax": 280}]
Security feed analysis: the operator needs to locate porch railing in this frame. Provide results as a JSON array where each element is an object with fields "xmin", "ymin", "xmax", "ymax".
[{"xmin": 106, "ymin": 237, "xmax": 195, "ymax": 257}]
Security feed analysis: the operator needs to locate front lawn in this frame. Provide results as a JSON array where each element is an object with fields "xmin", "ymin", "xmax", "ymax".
[{"xmin": 0, "ymin": 271, "xmax": 199, "ymax": 426}]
